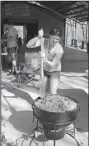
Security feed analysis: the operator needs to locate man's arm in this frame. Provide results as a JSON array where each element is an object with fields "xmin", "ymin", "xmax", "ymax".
[
  {"xmin": 26, "ymin": 29, "xmax": 44, "ymax": 48},
  {"xmin": 44, "ymin": 53, "xmax": 63, "ymax": 67},
  {"xmin": 26, "ymin": 36, "xmax": 41, "ymax": 48},
  {"xmin": 44, "ymin": 43, "xmax": 64, "ymax": 67}
]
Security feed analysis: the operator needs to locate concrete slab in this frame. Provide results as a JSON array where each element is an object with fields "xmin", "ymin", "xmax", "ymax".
[{"xmin": 1, "ymin": 71, "xmax": 88, "ymax": 146}]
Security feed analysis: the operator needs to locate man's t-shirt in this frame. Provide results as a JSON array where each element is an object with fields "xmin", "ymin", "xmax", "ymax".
[
  {"xmin": 44, "ymin": 43, "xmax": 64, "ymax": 72},
  {"xmin": 7, "ymin": 26, "xmax": 18, "ymax": 48}
]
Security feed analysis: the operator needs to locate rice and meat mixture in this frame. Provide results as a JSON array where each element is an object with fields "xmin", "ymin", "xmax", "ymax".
[{"xmin": 35, "ymin": 95, "xmax": 77, "ymax": 113}]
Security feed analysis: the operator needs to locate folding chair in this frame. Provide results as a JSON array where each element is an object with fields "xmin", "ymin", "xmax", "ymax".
[{"xmin": 16, "ymin": 50, "xmax": 41, "ymax": 88}]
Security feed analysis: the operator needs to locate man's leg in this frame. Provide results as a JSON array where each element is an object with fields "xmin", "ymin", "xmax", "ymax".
[
  {"xmin": 12, "ymin": 54, "xmax": 17, "ymax": 73},
  {"xmin": 49, "ymin": 72, "xmax": 60, "ymax": 94},
  {"xmin": 11, "ymin": 47, "xmax": 17, "ymax": 73},
  {"xmin": 7, "ymin": 48, "xmax": 12, "ymax": 68},
  {"xmin": 44, "ymin": 75, "xmax": 50, "ymax": 94}
]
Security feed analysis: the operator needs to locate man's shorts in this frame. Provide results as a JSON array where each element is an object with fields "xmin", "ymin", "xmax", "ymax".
[
  {"xmin": 7, "ymin": 47, "xmax": 17, "ymax": 61},
  {"xmin": 44, "ymin": 70, "xmax": 60, "ymax": 79}
]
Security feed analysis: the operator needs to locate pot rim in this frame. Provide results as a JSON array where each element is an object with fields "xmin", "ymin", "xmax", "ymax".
[{"xmin": 32, "ymin": 94, "xmax": 80, "ymax": 114}]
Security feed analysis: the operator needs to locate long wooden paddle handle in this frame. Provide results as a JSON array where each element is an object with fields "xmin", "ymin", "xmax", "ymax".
[
  {"xmin": 40, "ymin": 36, "xmax": 44, "ymax": 80},
  {"xmin": 40, "ymin": 36, "xmax": 45, "ymax": 98}
]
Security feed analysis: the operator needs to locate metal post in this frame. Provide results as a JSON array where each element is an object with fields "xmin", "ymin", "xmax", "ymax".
[
  {"xmin": 86, "ymin": 23, "xmax": 87, "ymax": 41},
  {"xmin": 37, "ymin": 120, "xmax": 39, "ymax": 129},
  {"xmin": 66, "ymin": 20, "xmax": 68, "ymax": 45},
  {"xmin": 54, "ymin": 140, "xmax": 56, "ymax": 146},
  {"xmin": 54, "ymin": 119, "xmax": 56, "ymax": 146},
  {"xmin": 73, "ymin": 121, "xmax": 76, "ymax": 138},
  {"xmin": 75, "ymin": 22, "xmax": 76, "ymax": 40}
]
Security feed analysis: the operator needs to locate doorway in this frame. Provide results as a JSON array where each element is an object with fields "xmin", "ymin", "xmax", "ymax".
[{"xmin": 26, "ymin": 22, "xmax": 38, "ymax": 42}]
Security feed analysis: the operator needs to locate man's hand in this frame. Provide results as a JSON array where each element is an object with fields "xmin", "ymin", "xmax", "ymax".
[
  {"xmin": 44, "ymin": 57, "xmax": 49, "ymax": 64},
  {"xmin": 39, "ymin": 51, "xmax": 45, "ymax": 58},
  {"xmin": 38, "ymin": 29, "xmax": 44, "ymax": 37}
]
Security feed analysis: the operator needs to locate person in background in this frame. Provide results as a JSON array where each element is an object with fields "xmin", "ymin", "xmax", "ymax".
[
  {"xmin": 26, "ymin": 28, "xmax": 64, "ymax": 95},
  {"xmin": 3, "ymin": 19, "xmax": 18, "ymax": 74}
]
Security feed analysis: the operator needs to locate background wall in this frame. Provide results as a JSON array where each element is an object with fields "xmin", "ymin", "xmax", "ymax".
[
  {"xmin": 1, "ymin": 1, "xmax": 65, "ymax": 41},
  {"xmin": 29, "ymin": 5, "xmax": 65, "ymax": 39}
]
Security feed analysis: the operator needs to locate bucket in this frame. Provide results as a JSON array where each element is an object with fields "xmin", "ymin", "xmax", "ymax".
[
  {"xmin": 81, "ymin": 41, "xmax": 84, "ymax": 49},
  {"xmin": 71, "ymin": 39, "xmax": 77, "ymax": 47}
]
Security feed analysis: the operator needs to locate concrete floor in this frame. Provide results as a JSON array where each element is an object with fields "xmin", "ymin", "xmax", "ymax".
[
  {"xmin": 1, "ymin": 70, "xmax": 88, "ymax": 146},
  {"xmin": 1, "ymin": 46, "xmax": 88, "ymax": 146}
]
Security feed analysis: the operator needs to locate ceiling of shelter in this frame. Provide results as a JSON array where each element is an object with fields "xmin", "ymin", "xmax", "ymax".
[
  {"xmin": 1, "ymin": 1, "xmax": 89, "ymax": 23},
  {"xmin": 38, "ymin": 1, "xmax": 89, "ymax": 23}
]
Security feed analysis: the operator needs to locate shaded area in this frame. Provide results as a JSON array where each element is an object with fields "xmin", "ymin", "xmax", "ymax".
[
  {"xmin": 9, "ymin": 110, "xmax": 37, "ymax": 134},
  {"xmin": 57, "ymin": 88, "xmax": 88, "ymax": 132},
  {"xmin": 1, "ymin": 83, "xmax": 33, "ymax": 105},
  {"xmin": 82, "ymin": 76, "xmax": 88, "ymax": 80}
]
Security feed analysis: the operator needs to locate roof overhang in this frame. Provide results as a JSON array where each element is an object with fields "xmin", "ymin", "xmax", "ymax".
[
  {"xmin": 1, "ymin": 1, "xmax": 89, "ymax": 24},
  {"xmin": 30, "ymin": 1, "xmax": 89, "ymax": 24},
  {"xmin": 39, "ymin": 1, "xmax": 89, "ymax": 22}
]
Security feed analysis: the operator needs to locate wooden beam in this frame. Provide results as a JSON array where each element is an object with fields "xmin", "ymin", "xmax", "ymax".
[
  {"xmin": 78, "ymin": 19, "xmax": 88, "ymax": 22},
  {"xmin": 77, "ymin": 16, "xmax": 89, "ymax": 22},
  {"xmin": 78, "ymin": 16, "xmax": 89, "ymax": 21},
  {"xmin": 65, "ymin": 9, "xmax": 88, "ymax": 16},
  {"xmin": 59, "ymin": 4, "xmax": 86, "ymax": 13},
  {"xmin": 70, "ymin": 13, "xmax": 88, "ymax": 19},
  {"xmin": 80, "ymin": 1, "xmax": 88, "ymax": 9},
  {"xmin": 55, "ymin": 2, "xmax": 76, "ymax": 11}
]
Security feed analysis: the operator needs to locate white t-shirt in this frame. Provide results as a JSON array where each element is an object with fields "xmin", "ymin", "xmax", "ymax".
[
  {"xmin": 44, "ymin": 43, "xmax": 64, "ymax": 72},
  {"xmin": 7, "ymin": 26, "xmax": 18, "ymax": 48}
]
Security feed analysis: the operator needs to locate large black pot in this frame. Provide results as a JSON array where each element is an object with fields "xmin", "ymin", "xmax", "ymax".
[{"xmin": 32, "ymin": 95, "xmax": 80, "ymax": 130}]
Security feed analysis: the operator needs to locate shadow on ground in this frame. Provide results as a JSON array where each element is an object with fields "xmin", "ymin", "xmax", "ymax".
[
  {"xmin": 9, "ymin": 109, "xmax": 49, "ymax": 143},
  {"xmin": 57, "ymin": 88, "xmax": 88, "ymax": 132},
  {"xmin": 1, "ymin": 83, "xmax": 33, "ymax": 105},
  {"xmin": 9, "ymin": 110, "xmax": 36, "ymax": 134},
  {"xmin": 82, "ymin": 76, "xmax": 88, "ymax": 80}
]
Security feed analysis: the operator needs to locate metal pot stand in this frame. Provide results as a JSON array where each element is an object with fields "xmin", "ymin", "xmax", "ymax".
[
  {"xmin": 19, "ymin": 113, "xmax": 80, "ymax": 146},
  {"xmin": 19, "ymin": 95, "xmax": 80, "ymax": 146}
]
